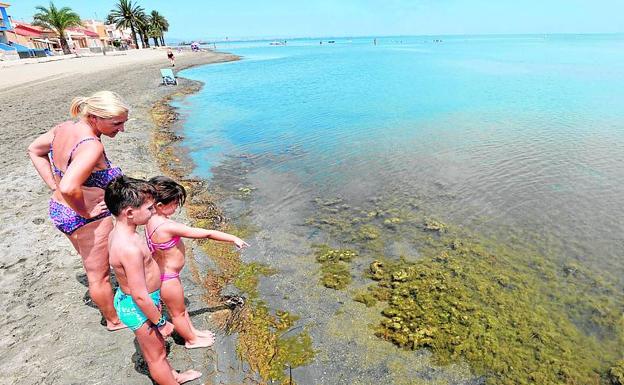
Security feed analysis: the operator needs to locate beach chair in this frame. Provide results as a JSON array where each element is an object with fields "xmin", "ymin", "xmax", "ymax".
[{"xmin": 160, "ymin": 68, "xmax": 177, "ymax": 85}]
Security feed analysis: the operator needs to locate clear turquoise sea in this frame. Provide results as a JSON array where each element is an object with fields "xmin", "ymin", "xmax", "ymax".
[{"xmin": 176, "ymin": 35, "xmax": 624, "ymax": 383}]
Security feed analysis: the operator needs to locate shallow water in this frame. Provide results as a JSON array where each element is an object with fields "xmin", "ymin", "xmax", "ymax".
[{"xmin": 176, "ymin": 34, "xmax": 624, "ymax": 383}]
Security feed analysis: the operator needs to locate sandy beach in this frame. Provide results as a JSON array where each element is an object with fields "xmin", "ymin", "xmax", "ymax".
[{"xmin": 0, "ymin": 48, "xmax": 239, "ymax": 385}]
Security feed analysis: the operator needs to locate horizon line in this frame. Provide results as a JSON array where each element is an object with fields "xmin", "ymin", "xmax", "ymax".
[{"xmin": 168, "ymin": 31, "xmax": 624, "ymax": 43}]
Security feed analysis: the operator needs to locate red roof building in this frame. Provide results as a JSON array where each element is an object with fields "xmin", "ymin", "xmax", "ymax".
[{"xmin": 7, "ymin": 21, "xmax": 59, "ymax": 50}]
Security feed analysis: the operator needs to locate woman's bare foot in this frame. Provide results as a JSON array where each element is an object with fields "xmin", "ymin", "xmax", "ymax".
[
  {"xmin": 106, "ymin": 321, "xmax": 128, "ymax": 331},
  {"xmin": 184, "ymin": 333, "xmax": 215, "ymax": 349},
  {"xmin": 173, "ymin": 369, "xmax": 202, "ymax": 384}
]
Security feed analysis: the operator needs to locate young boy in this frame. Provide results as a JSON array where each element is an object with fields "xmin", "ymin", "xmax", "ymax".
[{"xmin": 105, "ymin": 176, "xmax": 202, "ymax": 385}]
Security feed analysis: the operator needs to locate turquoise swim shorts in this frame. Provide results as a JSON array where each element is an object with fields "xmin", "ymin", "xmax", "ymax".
[{"xmin": 113, "ymin": 287, "xmax": 161, "ymax": 331}]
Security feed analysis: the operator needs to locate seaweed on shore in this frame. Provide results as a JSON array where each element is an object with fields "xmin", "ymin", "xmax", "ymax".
[{"xmin": 151, "ymin": 89, "xmax": 315, "ymax": 384}]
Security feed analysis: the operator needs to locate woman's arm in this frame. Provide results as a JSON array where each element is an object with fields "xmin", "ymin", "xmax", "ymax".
[
  {"xmin": 166, "ymin": 221, "xmax": 249, "ymax": 248},
  {"xmin": 27, "ymin": 130, "xmax": 57, "ymax": 191},
  {"xmin": 57, "ymin": 140, "xmax": 106, "ymax": 218}
]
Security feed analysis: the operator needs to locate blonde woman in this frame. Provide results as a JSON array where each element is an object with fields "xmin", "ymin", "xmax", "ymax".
[{"xmin": 28, "ymin": 91, "xmax": 128, "ymax": 330}]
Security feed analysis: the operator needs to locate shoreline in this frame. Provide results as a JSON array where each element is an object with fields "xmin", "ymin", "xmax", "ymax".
[{"xmin": 0, "ymin": 50, "xmax": 240, "ymax": 384}]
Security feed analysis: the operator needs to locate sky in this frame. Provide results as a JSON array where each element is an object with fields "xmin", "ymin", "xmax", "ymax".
[{"xmin": 7, "ymin": 0, "xmax": 624, "ymax": 41}]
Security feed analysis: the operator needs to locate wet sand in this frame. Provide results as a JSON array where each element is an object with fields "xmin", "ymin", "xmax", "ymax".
[{"xmin": 0, "ymin": 49, "xmax": 239, "ymax": 384}]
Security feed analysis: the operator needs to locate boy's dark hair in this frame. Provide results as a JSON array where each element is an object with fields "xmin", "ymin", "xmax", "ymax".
[
  {"xmin": 104, "ymin": 176, "xmax": 156, "ymax": 216},
  {"xmin": 148, "ymin": 176, "xmax": 187, "ymax": 207}
]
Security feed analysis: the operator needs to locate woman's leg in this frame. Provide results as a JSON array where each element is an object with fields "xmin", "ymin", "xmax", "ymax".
[
  {"xmin": 69, "ymin": 217, "xmax": 123, "ymax": 330},
  {"xmin": 161, "ymin": 278, "xmax": 214, "ymax": 348}
]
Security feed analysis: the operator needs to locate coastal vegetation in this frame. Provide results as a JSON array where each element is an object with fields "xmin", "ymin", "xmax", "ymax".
[
  {"xmin": 107, "ymin": 0, "xmax": 169, "ymax": 49},
  {"xmin": 23, "ymin": 0, "xmax": 170, "ymax": 52},
  {"xmin": 149, "ymin": 10, "xmax": 169, "ymax": 47},
  {"xmin": 32, "ymin": 2, "xmax": 81, "ymax": 54},
  {"xmin": 107, "ymin": 0, "xmax": 142, "ymax": 48},
  {"xmin": 307, "ymin": 194, "xmax": 624, "ymax": 385}
]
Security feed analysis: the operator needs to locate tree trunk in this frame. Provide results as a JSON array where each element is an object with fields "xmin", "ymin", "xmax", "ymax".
[
  {"xmin": 130, "ymin": 24, "xmax": 139, "ymax": 49},
  {"xmin": 59, "ymin": 35, "xmax": 71, "ymax": 54},
  {"xmin": 140, "ymin": 30, "xmax": 149, "ymax": 48},
  {"xmin": 160, "ymin": 35, "xmax": 165, "ymax": 46},
  {"xmin": 152, "ymin": 37, "xmax": 159, "ymax": 47}
]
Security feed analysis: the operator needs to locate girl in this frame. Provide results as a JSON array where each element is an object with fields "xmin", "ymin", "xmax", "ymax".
[{"xmin": 146, "ymin": 176, "xmax": 249, "ymax": 348}]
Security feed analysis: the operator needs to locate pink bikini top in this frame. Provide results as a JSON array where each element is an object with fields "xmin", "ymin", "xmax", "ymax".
[{"xmin": 145, "ymin": 221, "xmax": 181, "ymax": 253}]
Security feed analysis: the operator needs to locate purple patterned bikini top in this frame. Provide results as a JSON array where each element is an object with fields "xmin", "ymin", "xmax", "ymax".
[{"xmin": 49, "ymin": 137, "xmax": 123, "ymax": 189}]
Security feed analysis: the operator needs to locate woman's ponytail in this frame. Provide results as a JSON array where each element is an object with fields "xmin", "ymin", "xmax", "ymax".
[
  {"xmin": 69, "ymin": 96, "xmax": 88, "ymax": 118},
  {"xmin": 68, "ymin": 91, "xmax": 129, "ymax": 119}
]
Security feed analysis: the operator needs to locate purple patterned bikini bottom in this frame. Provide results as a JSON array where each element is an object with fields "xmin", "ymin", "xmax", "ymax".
[{"xmin": 49, "ymin": 199, "xmax": 110, "ymax": 235}]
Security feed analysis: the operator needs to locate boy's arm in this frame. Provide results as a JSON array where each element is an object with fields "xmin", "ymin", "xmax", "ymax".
[
  {"xmin": 122, "ymin": 244, "xmax": 165, "ymax": 324},
  {"xmin": 165, "ymin": 222, "xmax": 249, "ymax": 248}
]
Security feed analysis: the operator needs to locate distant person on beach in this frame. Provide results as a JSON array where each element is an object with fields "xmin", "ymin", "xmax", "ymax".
[
  {"xmin": 105, "ymin": 176, "xmax": 202, "ymax": 385},
  {"xmin": 27, "ymin": 91, "xmax": 128, "ymax": 331},
  {"xmin": 166, "ymin": 48, "xmax": 175, "ymax": 66},
  {"xmin": 146, "ymin": 176, "xmax": 249, "ymax": 348}
]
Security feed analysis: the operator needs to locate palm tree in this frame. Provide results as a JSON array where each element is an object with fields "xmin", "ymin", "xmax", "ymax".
[
  {"xmin": 108, "ymin": 0, "xmax": 143, "ymax": 49},
  {"xmin": 160, "ymin": 19, "xmax": 169, "ymax": 46},
  {"xmin": 32, "ymin": 2, "xmax": 82, "ymax": 54},
  {"xmin": 149, "ymin": 10, "xmax": 168, "ymax": 46},
  {"xmin": 135, "ymin": 11, "xmax": 150, "ymax": 48},
  {"xmin": 148, "ymin": 25, "xmax": 161, "ymax": 47}
]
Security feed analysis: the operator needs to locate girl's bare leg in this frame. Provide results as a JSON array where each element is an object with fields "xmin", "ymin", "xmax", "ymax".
[
  {"xmin": 69, "ymin": 218, "xmax": 124, "ymax": 330},
  {"xmin": 161, "ymin": 278, "xmax": 214, "ymax": 348},
  {"xmin": 134, "ymin": 323, "xmax": 180, "ymax": 385},
  {"xmin": 187, "ymin": 313, "xmax": 215, "ymax": 338}
]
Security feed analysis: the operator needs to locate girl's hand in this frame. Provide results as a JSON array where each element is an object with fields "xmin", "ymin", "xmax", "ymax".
[
  {"xmin": 234, "ymin": 238, "xmax": 250, "ymax": 249},
  {"xmin": 87, "ymin": 201, "xmax": 109, "ymax": 219}
]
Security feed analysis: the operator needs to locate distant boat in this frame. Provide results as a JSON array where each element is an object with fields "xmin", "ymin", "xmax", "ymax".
[
  {"xmin": 328, "ymin": 40, "xmax": 335, "ymax": 44},
  {"xmin": 269, "ymin": 41, "xmax": 286, "ymax": 46}
]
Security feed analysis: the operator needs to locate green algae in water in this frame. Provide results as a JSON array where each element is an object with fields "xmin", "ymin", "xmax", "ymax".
[
  {"xmin": 372, "ymin": 247, "xmax": 609, "ymax": 385},
  {"xmin": 320, "ymin": 262, "xmax": 351, "ymax": 289},
  {"xmin": 610, "ymin": 360, "xmax": 624, "ymax": 385},
  {"xmin": 233, "ymin": 262, "xmax": 277, "ymax": 299},
  {"xmin": 235, "ymin": 299, "xmax": 315, "ymax": 383},
  {"xmin": 353, "ymin": 290, "xmax": 378, "ymax": 307},
  {"xmin": 305, "ymin": 195, "xmax": 624, "ymax": 385},
  {"xmin": 313, "ymin": 244, "xmax": 358, "ymax": 290},
  {"xmin": 231, "ymin": 262, "xmax": 315, "ymax": 383},
  {"xmin": 423, "ymin": 217, "xmax": 448, "ymax": 233}
]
